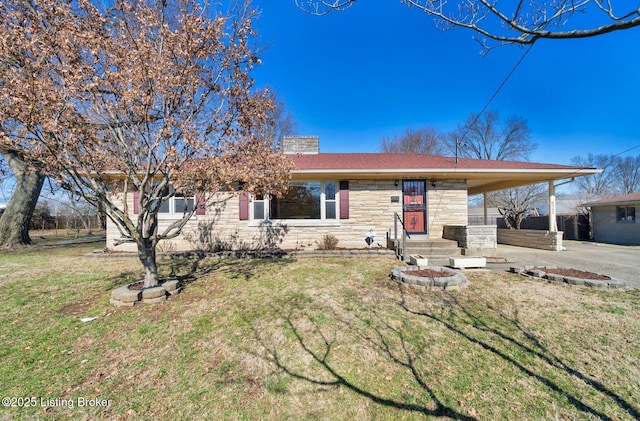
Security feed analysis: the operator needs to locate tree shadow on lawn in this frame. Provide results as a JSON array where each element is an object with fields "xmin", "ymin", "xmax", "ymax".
[
  {"xmin": 102, "ymin": 254, "xmax": 294, "ymax": 292},
  {"xmin": 253, "ymin": 286, "xmax": 638, "ymax": 420},
  {"xmin": 253, "ymin": 300, "xmax": 478, "ymax": 419},
  {"xmin": 398, "ymin": 287, "xmax": 639, "ymax": 420},
  {"xmin": 166, "ymin": 254, "xmax": 296, "ymax": 286}
]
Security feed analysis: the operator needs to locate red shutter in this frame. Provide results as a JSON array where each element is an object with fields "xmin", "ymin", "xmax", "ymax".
[
  {"xmin": 133, "ymin": 190, "xmax": 140, "ymax": 214},
  {"xmin": 339, "ymin": 181, "xmax": 349, "ymax": 220},
  {"xmin": 195, "ymin": 193, "xmax": 206, "ymax": 215},
  {"xmin": 239, "ymin": 192, "xmax": 249, "ymax": 220}
]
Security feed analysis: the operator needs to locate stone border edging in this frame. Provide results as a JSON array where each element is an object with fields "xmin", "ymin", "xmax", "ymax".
[
  {"xmin": 391, "ymin": 266, "xmax": 469, "ymax": 290},
  {"xmin": 110, "ymin": 279, "xmax": 182, "ymax": 307},
  {"xmin": 509, "ymin": 266, "xmax": 627, "ymax": 289},
  {"xmin": 291, "ymin": 249, "xmax": 395, "ymax": 257},
  {"xmin": 88, "ymin": 248, "xmax": 395, "ymax": 260}
]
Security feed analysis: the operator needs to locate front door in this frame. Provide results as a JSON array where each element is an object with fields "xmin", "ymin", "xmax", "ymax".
[{"xmin": 403, "ymin": 179, "xmax": 427, "ymax": 234}]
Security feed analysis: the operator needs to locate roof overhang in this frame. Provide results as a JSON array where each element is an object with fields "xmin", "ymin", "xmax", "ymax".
[{"xmin": 290, "ymin": 167, "xmax": 601, "ymax": 195}]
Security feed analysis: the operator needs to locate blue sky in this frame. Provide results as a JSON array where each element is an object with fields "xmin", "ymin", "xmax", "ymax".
[{"xmin": 250, "ymin": 1, "xmax": 640, "ymax": 165}]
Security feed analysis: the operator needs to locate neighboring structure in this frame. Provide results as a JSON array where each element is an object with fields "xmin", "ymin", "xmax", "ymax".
[
  {"xmin": 583, "ymin": 192, "xmax": 640, "ymax": 245},
  {"xmin": 105, "ymin": 136, "xmax": 600, "ymax": 254}
]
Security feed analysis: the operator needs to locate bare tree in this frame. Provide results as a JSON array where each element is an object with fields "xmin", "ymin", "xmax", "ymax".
[
  {"xmin": 0, "ymin": 0, "xmax": 292, "ymax": 287},
  {"xmin": 448, "ymin": 110, "xmax": 540, "ymax": 228},
  {"xmin": 612, "ymin": 155, "xmax": 640, "ymax": 194},
  {"xmin": 448, "ymin": 110, "xmax": 535, "ymax": 161},
  {"xmin": 571, "ymin": 154, "xmax": 616, "ymax": 200},
  {"xmin": 296, "ymin": 1, "xmax": 640, "ymax": 49},
  {"xmin": 494, "ymin": 184, "xmax": 546, "ymax": 229},
  {"xmin": 39, "ymin": 190, "xmax": 100, "ymax": 235},
  {"xmin": 30, "ymin": 200, "xmax": 52, "ymax": 232},
  {"xmin": 379, "ymin": 127, "xmax": 446, "ymax": 155},
  {"xmin": 256, "ymin": 89, "xmax": 298, "ymax": 150}
]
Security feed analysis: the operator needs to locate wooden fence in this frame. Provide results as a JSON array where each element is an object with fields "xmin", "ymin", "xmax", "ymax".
[{"xmin": 494, "ymin": 214, "xmax": 589, "ymax": 240}]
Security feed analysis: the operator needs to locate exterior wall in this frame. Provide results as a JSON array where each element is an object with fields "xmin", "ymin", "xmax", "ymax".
[
  {"xmin": 105, "ymin": 178, "xmax": 469, "ymax": 252},
  {"xmin": 591, "ymin": 205, "xmax": 640, "ymax": 245},
  {"xmin": 497, "ymin": 229, "xmax": 563, "ymax": 251},
  {"xmin": 426, "ymin": 180, "xmax": 468, "ymax": 239},
  {"xmin": 443, "ymin": 225, "xmax": 497, "ymax": 256}
]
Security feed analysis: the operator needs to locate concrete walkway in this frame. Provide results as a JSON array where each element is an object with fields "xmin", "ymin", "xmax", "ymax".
[{"xmin": 488, "ymin": 241, "xmax": 640, "ymax": 288}]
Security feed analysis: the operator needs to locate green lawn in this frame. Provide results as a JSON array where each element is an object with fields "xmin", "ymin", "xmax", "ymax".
[{"xmin": 0, "ymin": 242, "xmax": 639, "ymax": 420}]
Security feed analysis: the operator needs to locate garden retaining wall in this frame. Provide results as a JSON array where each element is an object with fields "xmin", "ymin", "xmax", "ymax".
[{"xmin": 497, "ymin": 229, "xmax": 563, "ymax": 251}]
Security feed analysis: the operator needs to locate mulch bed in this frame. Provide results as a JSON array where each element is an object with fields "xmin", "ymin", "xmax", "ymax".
[
  {"xmin": 543, "ymin": 268, "xmax": 610, "ymax": 281},
  {"xmin": 128, "ymin": 281, "xmax": 144, "ymax": 290},
  {"xmin": 408, "ymin": 269, "xmax": 453, "ymax": 278}
]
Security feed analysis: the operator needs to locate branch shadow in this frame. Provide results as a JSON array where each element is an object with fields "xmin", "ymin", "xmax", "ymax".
[
  {"xmin": 163, "ymin": 252, "xmax": 295, "ymax": 287},
  {"xmin": 249, "ymin": 283, "xmax": 638, "ymax": 419},
  {"xmin": 183, "ymin": 199, "xmax": 290, "ymax": 253},
  {"xmin": 252, "ymin": 299, "xmax": 478, "ymax": 419},
  {"xmin": 397, "ymin": 287, "xmax": 639, "ymax": 420}
]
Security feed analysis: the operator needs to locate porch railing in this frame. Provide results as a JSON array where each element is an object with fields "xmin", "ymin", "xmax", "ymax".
[{"xmin": 393, "ymin": 212, "xmax": 411, "ymax": 262}]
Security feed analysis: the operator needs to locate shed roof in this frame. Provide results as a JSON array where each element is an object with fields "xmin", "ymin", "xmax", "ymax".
[{"xmin": 583, "ymin": 192, "xmax": 640, "ymax": 207}]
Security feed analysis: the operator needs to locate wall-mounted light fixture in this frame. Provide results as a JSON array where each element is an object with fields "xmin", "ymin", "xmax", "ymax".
[
  {"xmin": 395, "ymin": 180, "xmax": 399, "ymax": 187},
  {"xmin": 431, "ymin": 179, "xmax": 437, "ymax": 187}
]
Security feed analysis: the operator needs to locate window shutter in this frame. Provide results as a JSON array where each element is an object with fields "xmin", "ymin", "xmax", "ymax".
[
  {"xmin": 239, "ymin": 192, "xmax": 249, "ymax": 220},
  {"xmin": 195, "ymin": 193, "xmax": 206, "ymax": 215},
  {"xmin": 339, "ymin": 181, "xmax": 349, "ymax": 219},
  {"xmin": 133, "ymin": 190, "xmax": 140, "ymax": 214}
]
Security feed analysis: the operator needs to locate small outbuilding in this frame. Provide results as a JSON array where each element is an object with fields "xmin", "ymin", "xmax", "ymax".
[{"xmin": 583, "ymin": 192, "xmax": 640, "ymax": 245}]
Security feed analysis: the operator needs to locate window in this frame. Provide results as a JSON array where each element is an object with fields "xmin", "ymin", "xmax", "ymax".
[
  {"xmin": 253, "ymin": 194, "xmax": 267, "ymax": 220},
  {"xmin": 133, "ymin": 187, "xmax": 204, "ymax": 216},
  {"xmin": 155, "ymin": 186, "xmax": 197, "ymax": 215},
  {"xmin": 616, "ymin": 206, "xmax": 635, "ymax": 222},
  {"xmin": 252, "ymin": 181, "xmax": 338, "ymax": 221}
]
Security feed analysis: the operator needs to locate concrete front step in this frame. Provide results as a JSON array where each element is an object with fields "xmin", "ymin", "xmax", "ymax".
[
  {"xmin": 405, "ymin": 246, "xmax": 461, "ymax": 254},
  {"xmin": 395, "ymin": 237, "xmax": 463, "ymax": 262},
  {"xmin": 405, "ymin": 239, "xmax": 459, "ymax": 248},
  {"xmin": 404, "ymin": 250, "xmax": 462, "ymax": 258}
]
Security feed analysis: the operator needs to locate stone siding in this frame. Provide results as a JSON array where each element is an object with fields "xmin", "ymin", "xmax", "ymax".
[
  {"xmin": 497, "ymin": 229, "xmax": 563, "ymax": 251},
  {"xmin": 426, "ymin": 181, "xmax": 468, "ymax": 239},
  {"xmin": 105, "ymin": 178, "xmax": 469, "ymax": 252},
  {"xmin": 443, "ymin": 225, "xmax": 497, "ymax": 256}
]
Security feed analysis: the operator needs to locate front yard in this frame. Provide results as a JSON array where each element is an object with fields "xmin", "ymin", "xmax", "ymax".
[{"xmin": 0, "ymin": 242, "xmax": 638, "ymax": 420}]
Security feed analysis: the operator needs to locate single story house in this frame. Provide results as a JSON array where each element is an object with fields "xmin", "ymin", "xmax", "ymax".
[
  {"xmin": 583, "ymin": 192, "xmax": 640, "ymax": 245},
  {"xmin": 106, "ymin": 136, "xmax": 600, "ymax": 254}
]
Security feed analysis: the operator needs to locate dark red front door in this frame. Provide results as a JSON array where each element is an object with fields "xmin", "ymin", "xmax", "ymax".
[{"xmin": 403, "ymin": 180, "xmax": 426, "ymax": 234}]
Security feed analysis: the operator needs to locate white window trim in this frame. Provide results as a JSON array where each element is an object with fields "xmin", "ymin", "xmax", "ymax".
[
  {"xmin": 249, "ymin": 181, "xmax": 341, "ymax": 226},
  {"xmin": 616, "ymin": 205, "xmax": 636, "ymax": 223},
  {"xmin": 157, "ymin": 194, "xmax": 198, "ymax": 219}
]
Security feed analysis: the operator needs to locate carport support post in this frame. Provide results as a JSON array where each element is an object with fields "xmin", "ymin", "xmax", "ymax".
[
  {"xmin": 548, "ymin": 180, "xmax": 558, "ymax": 232},
  {"xmin": 483, "ymin": 192, "xmax": 488, "ymax": 225}
]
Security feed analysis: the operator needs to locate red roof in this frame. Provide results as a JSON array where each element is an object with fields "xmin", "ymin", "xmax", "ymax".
[
  {"xmin": 291, "ymin": 153, "xmax": 584, "ymax": 171},
  {"xmin": 583, "ymin": 192, "xmax": 640, "ymax": 206}
]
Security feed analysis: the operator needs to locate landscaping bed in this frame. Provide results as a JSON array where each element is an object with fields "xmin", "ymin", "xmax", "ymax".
[
  {"xmin": 391, "ymin": 265, "xmax": 469, "ymax": 290},
  {"xmin": 511, "ymin": 266, "xmax": 627, "ymax": 289}
]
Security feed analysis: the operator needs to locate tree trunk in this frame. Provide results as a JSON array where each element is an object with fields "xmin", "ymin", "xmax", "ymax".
[
  {"xmin": 138, "ymin": 238, "xmax": 159, "ymax": 287},
  {"xmin": 0, "ymin": 149, "xmax": 45, "ymax": 248}
]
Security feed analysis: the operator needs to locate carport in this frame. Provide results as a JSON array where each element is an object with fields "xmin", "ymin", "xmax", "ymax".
[{"xmin": 462, "ymin": 165, "xmax": 601, "ymax": 251}]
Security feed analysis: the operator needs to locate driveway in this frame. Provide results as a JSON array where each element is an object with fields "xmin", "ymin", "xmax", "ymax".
[{"xmin": 489, "ymin": 241, "xmax": 640, "ymax": 289}]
